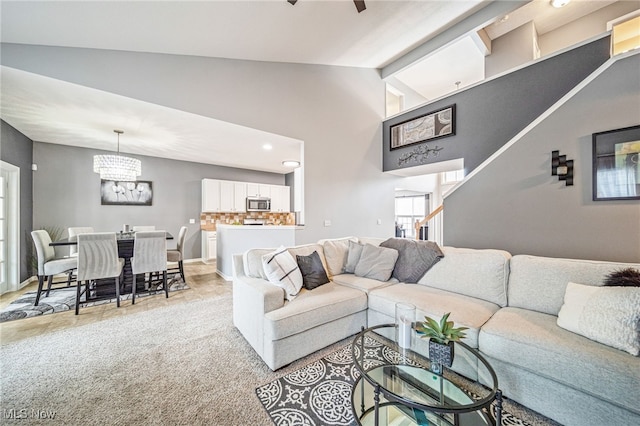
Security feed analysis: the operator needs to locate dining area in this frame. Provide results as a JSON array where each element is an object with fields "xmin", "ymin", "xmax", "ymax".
[{"xmin": 30, "ymin": 225, "xmax": 188, "ymax": 315}]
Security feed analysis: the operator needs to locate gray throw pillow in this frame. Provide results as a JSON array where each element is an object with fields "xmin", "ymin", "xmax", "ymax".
[
  {"xmin": 344, "ymin": 241, "xmax": 364, "ymax": 274},
  {"xmin": 354, "ymin": 244, "xmax": 399, "ymax": 282},
  {"xmin": 296, "ymin": 251, "xmax": 330, "ymax": 290},
  {"xmin": 380, "ymin": 238, "xmax": 444, "ymax": 283}
]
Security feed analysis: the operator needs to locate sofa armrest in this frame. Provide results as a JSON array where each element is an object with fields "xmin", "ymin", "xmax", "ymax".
[{"xmin": 232, "ymin": 254, "xmax": 285, "ymax": 355}]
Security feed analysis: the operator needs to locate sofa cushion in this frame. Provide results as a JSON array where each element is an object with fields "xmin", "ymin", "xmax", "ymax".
[
  {"xmin": 296, "ymin": 251, "xmax": 330, "ymax": 290},
  {"xmin": 264, "ymin": 282, "xmax": 367, "ymax": 341},
  {"xmin": 368, "ymin": 284, "xmax": 500, "ymax": 348},
  {"xmin": 319, "ymin": 236, "xmax": 358, "ymax": 276},
  {"xmin": 479, "ymin": 307, "xmax": 640, "ymax": 413},
  {"xmin": 331, "ymin": 273, "xmax": 397, "ymax": 293},
  {"xmin": 418, "ymin": 247, "xmax": 511, "ymax": 307},
  {"xmin": 287, "ymin": 243, "xmax": 329, "ymax": 273},
  {"xmin": 262, "ymin": 247, "xmax": 303, "ymax": 301},
  {"xmin": 380, "ymin": 238, "xmax": 444, "ymax": 283},
  {"xmin": 354, "ymin": 244, "xmax": 399, "ymax": 282},
  {"xmin": 557, "ymin": 282, "xmax": 640, "ymax": 355},
  {"xmin": 243, "ymin": 248, "xmax": 273, "ymax": 279},
  {"xmin": 344, "ymin": 241, "xmax": 364, "ymax": 274},
  {"xmin": 508, "ymin": 255, "xmax": 640, "ymax": 315}
]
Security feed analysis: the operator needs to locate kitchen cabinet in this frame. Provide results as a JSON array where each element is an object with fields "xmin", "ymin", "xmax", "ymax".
[
  {"xmin": 202, "ymin": 179, "xmax": 221, "ymax": 212},
  {"xmin": 202, "ymin": 231, "xmax": 217, "ymax": 263},
  {"xmin": 220, "ymin": 181, "xmax": 247, "ymax": 212},
  {"xmin": 247, "ymin": 183, "xmax": 271, "ymax": 198},
  {"xmin": 270, "ymin": 185, "xmax": 291, "ymax": 212}
]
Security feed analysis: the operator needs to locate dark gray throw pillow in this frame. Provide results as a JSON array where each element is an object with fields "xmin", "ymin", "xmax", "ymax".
[
  {"xmin": 296, "ymin": 251, "xmax": 330, "ymax": 290},
  {"xmin": 380, "ymin": 238, "xmax": 444, "ymax": 283}
]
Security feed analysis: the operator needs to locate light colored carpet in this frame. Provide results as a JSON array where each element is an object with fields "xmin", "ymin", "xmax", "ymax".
[{"xmin": 0, "ymin": 291, "xmax": 346, "ymax": 425}]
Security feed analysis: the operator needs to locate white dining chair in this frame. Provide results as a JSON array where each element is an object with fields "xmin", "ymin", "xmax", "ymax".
[
  {"xmin": 30, "ymin": 230, "xmax": 78, "ymax": 306},
  {"xmin": 132, "ymin": 226, "xmax": 156, "ymax": 232},
  {"xmin": 76, "ymin": 232, "xmax": 125, "ymax": 315},
  {"xmin": 68, "ymin": 226, "xmax": 94, "ymax": 257},
  {"xmin": 131, "ymin": 231, "xmax": 168, "ymax": 304},
  {"xmin": 167, "ymin": 226, "xmax": 188, "ymax": 283}
]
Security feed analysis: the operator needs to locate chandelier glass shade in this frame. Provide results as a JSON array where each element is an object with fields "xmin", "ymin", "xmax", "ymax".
[{"xmin": 93, "ymin": 130, "xmax": 142, "ymax": 181}]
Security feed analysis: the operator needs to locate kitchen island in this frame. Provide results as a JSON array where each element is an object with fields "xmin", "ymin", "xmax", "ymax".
[{"xmin": 216, "ymin": 224, "xmax": 297, "ymax": 280}]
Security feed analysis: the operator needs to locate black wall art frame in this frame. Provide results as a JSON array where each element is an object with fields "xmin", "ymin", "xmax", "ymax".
[
  {"xmin": 592, "ymin": 125, "xmax": 640, "ymax": 201},
  {"xmin": 101, "ymin": 180, "xmax": 153, "ymax": 206},
  {"xmin": 390, "ymin": 104, "xmax": 456, "ymax": 150}
]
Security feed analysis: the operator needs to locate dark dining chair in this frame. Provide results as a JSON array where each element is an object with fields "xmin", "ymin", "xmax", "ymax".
[
  {"xmin": 30, "ymin": 230, "xmax": 78, "ymax": 306},
  {"xmin": 167, "ymin": 226, "xmax": 188, "ymax": 283},
  {"xmin": 75, "ymin": 232, "xmax": 125, "ymax": 315},
  {"xmin": 131, "ymin": 231, "xmax": 168, "ymax": 304}
]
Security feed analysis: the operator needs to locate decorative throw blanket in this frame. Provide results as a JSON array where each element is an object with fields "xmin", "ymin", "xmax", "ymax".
[{"xmin": 380, "ymin": 238, "xmax": 444, "ymax": 283}]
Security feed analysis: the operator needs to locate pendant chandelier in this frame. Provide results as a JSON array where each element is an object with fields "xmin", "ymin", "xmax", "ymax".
[{"xmin": 93, "ymin": 130, "xmax": 142, "ymax": 181}]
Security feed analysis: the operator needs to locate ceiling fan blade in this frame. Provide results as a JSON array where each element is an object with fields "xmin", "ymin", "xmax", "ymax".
[
  {"xmin": 353, "ymin": 0, "xmax": 366, "ymax": 13},
  {"xmin": 287, "ymin": 0, "xmax": 297, "ymax": 5}
]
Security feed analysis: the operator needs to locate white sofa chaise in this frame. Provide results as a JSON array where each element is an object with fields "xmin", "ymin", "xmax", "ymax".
[{"xmin": 232, "ymin": 237, "xmax": 640, "ymax": 426}]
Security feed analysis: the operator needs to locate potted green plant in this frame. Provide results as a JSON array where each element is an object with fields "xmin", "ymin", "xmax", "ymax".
[{"xmin": 415, "ymin": 312, "xmax": 468, "ymax": 369}]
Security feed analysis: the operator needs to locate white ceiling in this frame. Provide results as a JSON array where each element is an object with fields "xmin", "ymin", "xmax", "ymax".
[{"xmin": 0, "ymin": 1, "xmax": 620, "ymax": 173}]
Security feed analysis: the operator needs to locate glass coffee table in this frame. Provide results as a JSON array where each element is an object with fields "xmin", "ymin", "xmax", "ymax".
[{"xmin": 351, "ymin": 324, "xmax": 502, "ymax": 426}]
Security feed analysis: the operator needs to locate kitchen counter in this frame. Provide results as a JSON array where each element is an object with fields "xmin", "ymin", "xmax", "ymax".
[{"xmin": 216, "ymin": 224, "xmax": 296, "ymax": 280}]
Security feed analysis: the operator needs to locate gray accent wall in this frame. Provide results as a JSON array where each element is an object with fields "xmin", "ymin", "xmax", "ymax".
[
  {"xmin": 0, "ymin": 120, "xmax": 33, "ymax": 281},
  {"xmin": 32, "ymin": 142, "xmax": 284, "ymax": 261},
  {"xmin": 382, "ymin": 36, "xmax": 611, "ymax": 175},
  {"xmin": 1, "ymin": 43, "xmax": 396, "ymax": 245},
  {"xmin": 444, "ymin": 53, "xmax": 640, "ymax": 263}
]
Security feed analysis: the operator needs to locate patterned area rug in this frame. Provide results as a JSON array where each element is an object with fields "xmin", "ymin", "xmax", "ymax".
[
  {"xmin": 0, "ymin": 275, "xmax": 188, "ymax": 323},
  {"xmin": 256, "ymin": 336, "xmax": 534, "ymax": 426}
]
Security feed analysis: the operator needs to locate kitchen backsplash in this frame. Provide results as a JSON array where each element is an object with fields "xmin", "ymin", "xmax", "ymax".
[{"xmin": 200, "ymin": 212, "xmax": 295, "ymax": 230}]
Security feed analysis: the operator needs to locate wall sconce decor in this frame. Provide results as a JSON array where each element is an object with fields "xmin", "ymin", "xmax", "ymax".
[{"xmin": 551, "ymin": 150, "xmax": 574, "ymax": 186}]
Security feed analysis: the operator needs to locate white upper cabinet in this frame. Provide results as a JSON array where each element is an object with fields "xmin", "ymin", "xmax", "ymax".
[
  {"xmin": 220, "ymin": 181, "xmax": 247, "ymax": 212},
  {"xmin": 247, "ymin": 183, "xmax": 271, "ymax": 198},
  {"xmin": 202, "ymin": 179, "xmax": 221, "ymax": 212},
  {"xmin": 270, "ymin": 185, "xmax": 291, "ymax": 212}
]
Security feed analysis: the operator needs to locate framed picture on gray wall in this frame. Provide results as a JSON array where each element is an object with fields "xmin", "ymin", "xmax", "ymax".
[
  {"xmin": 390, "ymin": 104, "xmax": 456, "ymax": 150},
  {"xmin": 592, "ymin": 125, "xmax": 640, "ymax": 201},
  {"xmin": 101, "ymin": 180, "xmax": 153, "ymax": 205}
]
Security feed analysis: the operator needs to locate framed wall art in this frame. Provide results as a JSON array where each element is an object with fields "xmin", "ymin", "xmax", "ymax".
[
  {"xmin": 592, "ymin": 125, "xmax": 640, "ymax": 201},
  {"xmin": 101, "ymin": 180, "xmax": 153, "ymax": 206},
  {"xmin": 390, "ymin": 104, "xmax": 456, "ymax": 150}
]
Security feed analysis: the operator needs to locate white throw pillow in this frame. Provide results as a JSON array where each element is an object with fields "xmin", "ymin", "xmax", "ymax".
[
  {"xmin": 262, "ymin": 246, "xmax": 303, "ymax": 301},
  {"xmin": 321, "ymin": 237, "xmax": 358, "ymax": 276},
  {"xmin": 557, "ymin": 281, "xmax": 640, "ymax": 356}
]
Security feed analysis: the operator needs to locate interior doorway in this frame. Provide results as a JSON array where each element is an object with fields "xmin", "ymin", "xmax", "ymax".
[{"xmin": 394, "ymin": 193, "xmax": 430, "ymax": 240}]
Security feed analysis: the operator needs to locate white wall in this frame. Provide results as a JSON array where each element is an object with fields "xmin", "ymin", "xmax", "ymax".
[
  {"xmin": 485, "ymin": 21, "xmax": 538, "ymax": 78},
  {"xmin": 1, "ymin": 44, "xmax": 398, "ymax": 244}
]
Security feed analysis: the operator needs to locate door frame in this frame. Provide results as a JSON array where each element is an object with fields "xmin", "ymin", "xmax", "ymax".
[{"xmin": 0, "ymin": 161, "xmax": 20, "ymax": 295}]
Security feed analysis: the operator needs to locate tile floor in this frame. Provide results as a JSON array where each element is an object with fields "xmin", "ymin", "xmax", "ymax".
[{"xmin": 0, "ymin": 260, "xmax": 228, "ymax": 345}]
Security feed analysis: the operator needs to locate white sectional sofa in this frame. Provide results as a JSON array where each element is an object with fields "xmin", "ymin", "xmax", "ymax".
[{"xmin": 232, "ymin": 237, "xmax": 640, "ymax": 426}]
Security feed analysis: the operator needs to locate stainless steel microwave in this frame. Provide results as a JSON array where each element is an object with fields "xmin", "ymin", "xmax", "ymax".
[{"xmin": 246, "ymin": 197, "xmax": 271, "ymax": 212}]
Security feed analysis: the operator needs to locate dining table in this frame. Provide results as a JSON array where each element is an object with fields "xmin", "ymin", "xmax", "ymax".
[{"xmin": 50, "ymin": 231, "xmax": 174, "ymax": 300}]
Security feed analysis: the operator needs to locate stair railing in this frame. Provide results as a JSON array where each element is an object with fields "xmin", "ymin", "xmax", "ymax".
[{"xmin": 414, "ymin": 204, "xmax": 443, "ymax": 240}]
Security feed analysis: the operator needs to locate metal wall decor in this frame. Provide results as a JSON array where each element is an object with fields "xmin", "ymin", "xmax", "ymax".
[
  {"xmin": 101, "ymin": 180, "xmax": 153, "ymax": 206},
  {"xmin": 551, "ymin": 150, "xmax": 574, "ymax": 186},
  {"xmin": 390, "ymin": 104, "xmax": 455, "ymax": 150},
  {"xmin": 592, "ymin": 125, "xmax": 640, "ymax": 201},
  {"xmin": 398, "ymin": 144, "xmax": 444, "ymax": 166}
]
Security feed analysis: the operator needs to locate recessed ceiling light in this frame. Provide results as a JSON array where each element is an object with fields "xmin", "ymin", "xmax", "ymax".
[
  {"xmin": 263, "ymin": 144, "xmax": 273, "ymax": 150},
  {"xmin": 282, "ymin": 160, "xmax": 300, "ymax": 167},
  {"xmin": 551, "ymin": 0, "xmax": 570, "ymax": 8}
]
